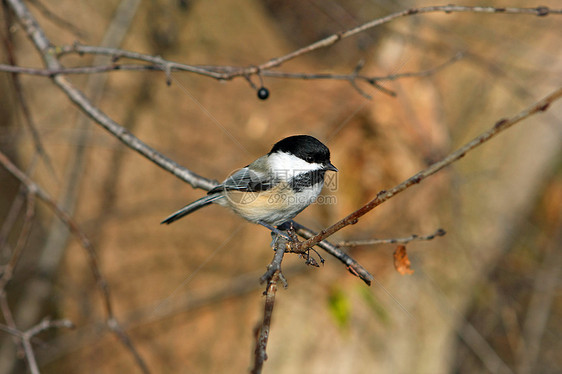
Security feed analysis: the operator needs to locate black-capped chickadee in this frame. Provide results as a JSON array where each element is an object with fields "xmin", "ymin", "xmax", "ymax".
[{"xmin": 161, "ymin": 135, "xmax": 337, "ymax": 232}]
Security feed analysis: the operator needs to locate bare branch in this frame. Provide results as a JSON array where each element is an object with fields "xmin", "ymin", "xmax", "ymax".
[
  {"xmin": 248, "ymin": 234, "xmax": 293, "ymax": 373},
  {"xmin": 0, "ymin": 318, "xmax": 74, "ymax": 374},
  {"xmin": 251, "ymin": 272, "xmax": 281, "ymax": 374},
  {"xmin": 57, "ymin": 44, "xmax": 228, "ymax": 79},
  {"xmin": 0, "ymin": 155, "xmax": 40, "ymax": 257},
  {"xmin": 337, "ymin": 228, "xmax": 446, "ymax": 248},
  {"xmin": 260, "ymin": 236, "xmax": 288, "ymax": 286},
  {"xmin": 0, "ymin": 51, "xmax": 462, "ymax": 99},
  {"xmin": 296, "ymin": 88, "xmax": 562, "ymax": 252}
]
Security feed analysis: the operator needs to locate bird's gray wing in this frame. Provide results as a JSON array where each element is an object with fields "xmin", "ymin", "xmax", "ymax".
[{"xmin": 208, "ymin": 158, "xmax": 275, "ymax": 195}]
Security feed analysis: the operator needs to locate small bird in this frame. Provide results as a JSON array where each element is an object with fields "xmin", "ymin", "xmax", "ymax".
[{"xmin": 161, "ymin": 135, "xmax": 337, "ymax": 233}]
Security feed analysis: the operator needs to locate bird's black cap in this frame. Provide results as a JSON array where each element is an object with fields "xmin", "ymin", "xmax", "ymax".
[{"xmin": 269, "ymin": 135, "xmax": 337, "ymax": 171}]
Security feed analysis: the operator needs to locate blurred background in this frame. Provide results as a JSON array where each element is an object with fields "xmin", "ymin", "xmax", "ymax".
[{"xmin": 1, "ymin": 0, "xmax": 561, "ymax": 373}]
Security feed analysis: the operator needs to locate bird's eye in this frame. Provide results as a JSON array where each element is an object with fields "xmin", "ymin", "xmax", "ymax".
[{"xmin": 306, "ymin": 156, "xmax": 314, "ymax": 163}]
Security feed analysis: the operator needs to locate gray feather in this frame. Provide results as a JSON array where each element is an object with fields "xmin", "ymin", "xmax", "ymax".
[
  {"xmin": 161, "ymin": 194, "xmax": 223, "ymax": 224},
  {"xmin": 208, "ymin": 159, "xmax": 274, "ymax": 193}
]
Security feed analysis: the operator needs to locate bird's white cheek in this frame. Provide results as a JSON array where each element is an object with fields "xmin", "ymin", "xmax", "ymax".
[{"xmin": 268, "ymin": 152, "xmax": 322, "ymax": 180}]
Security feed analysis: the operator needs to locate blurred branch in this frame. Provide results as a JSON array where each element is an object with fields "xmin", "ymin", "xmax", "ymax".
[
  {"xmin": 458, "ymin": 317, "xmax": 514, "ymax": 374},
  {"xmin": 295, "ymin": 88, "xmax": 562, "ymax": 252},
  {"xmin": 250, "ymin": 275, "xmax": 278, "ymax": 374},
  {"xmin": 38, "ymin": 266, "xmax": 305, "ymax": 366},
  {"xmin": 516, "ymin": 213, "xmax": 562, "ymax": 374},
  {"xmin": 0, "ymin": 150, "xmax": 150, "ymax": 374},
  {"xmin": 1, "ymin": 2, "xmax": 57, "ymax": 178},
  {"xmin": 250, "ymin": 235, "xmax": 290, "ymax": 373},
  {"xmin": 27, "ymin": 0, "xmax": 86, "ymax": 39},
  {"xmin": 0, "ymin": 157, "xmax": 36, "ymax": 257},
  {"xmin": 0, "ymin": 318, "xmax": 74, "ymax": 374},
  {"xmin": 337, "ymin": 228, "xmax": 446, "ymax": 248},
  {"xmin": 0, "ymin": 192, "xmax": 35, "ymax": 292},
  {"xmin": 0, "ymin": 293, "xmax": 21, "ymax": 357},
  {"xmin": 260, "ymin": 236, "xmax": 288, "ymax": 286},
  {"xmin": 253, "ymin": 5, "xmax": 559, "ymax": 72}
]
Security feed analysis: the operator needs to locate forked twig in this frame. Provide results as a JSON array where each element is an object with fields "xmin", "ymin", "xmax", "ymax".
[
  {"xmin": 292, "ymin": 221, "xmax": 373, "ymax": 285},
  {"xmin": 0, "ymin": 318, "xmax": 74, "ymax": 374}
]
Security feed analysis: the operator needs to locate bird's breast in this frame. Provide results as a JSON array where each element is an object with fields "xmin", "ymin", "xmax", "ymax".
[{"xmin": 223, "ymin": 180, "xmax": 324, "ymax": 225}]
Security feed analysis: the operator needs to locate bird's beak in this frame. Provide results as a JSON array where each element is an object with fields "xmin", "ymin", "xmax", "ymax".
[{"xmin": 324, "ymin": 162, "xmax": 338, "ymax": 172}]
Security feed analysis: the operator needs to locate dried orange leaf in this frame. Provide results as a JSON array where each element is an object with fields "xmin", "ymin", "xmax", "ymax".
[{"xmin": 393, "ymin": 245, "xmax": 414, "ymax": 275}]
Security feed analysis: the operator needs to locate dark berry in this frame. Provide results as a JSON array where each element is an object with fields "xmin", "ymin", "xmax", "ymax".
[{"xmin": 257, "ymin": 87, "xmax": 269, "ymax": 100}]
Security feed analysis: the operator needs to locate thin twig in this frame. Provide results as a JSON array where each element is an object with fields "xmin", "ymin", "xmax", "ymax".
[
  {"xmin": 516, "ymin": 213, "xmax": 562, "ymax": 374},
  {"xmin": 251, "ymin": 272, "xmax": 280, "ymax": 374},
  {"xmin": 25, "ymin": 318, "xmax": 75, "ymax": 338},
  {"xmin": 250, "ymin": 236, "xmax": 288, "ymax": 373},
  {"xmin": 296, "ymin": 88, "xmax": 562, "ymax": 252},
  {"xmin": 0, "ymin": 154, "xmax": 38, "ymax": 257},
  {"xmin": 260, "ymin": 236, "xmax": 288, "ymax": 286},
  {"xmin": 0, "ymin": 323, "xmax": 40, "ymax": 374},
  {"xmin": 57, "ymin": 44, "xmax": 227, "ymax": 79},
  {"xmin": 337, "ymin": 228, "xmax": 446, "ymax": 248},
  {"xmin": 0, "ymin": 192, "xmax": 35, "ymax": 292},
  {"xmin": 261, "ymin": 52, "xmax": 463, "ymax": 90},
  {"xmin": 0, "ymin": 52, "xmax": 462, "ymax": 99},
  {"xmin": 0, "ymin": 318, "xmax": 74, "ymax": 374}
]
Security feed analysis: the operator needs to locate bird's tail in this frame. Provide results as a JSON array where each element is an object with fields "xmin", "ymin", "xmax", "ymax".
[{"xmin": 161, "ymin": 194, "xmax": 223, "ymax": 224}]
